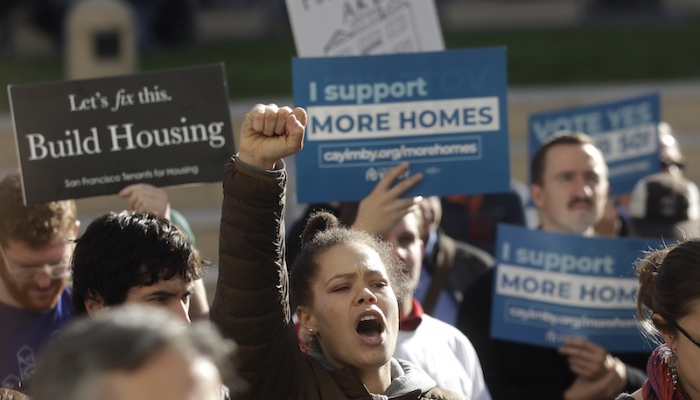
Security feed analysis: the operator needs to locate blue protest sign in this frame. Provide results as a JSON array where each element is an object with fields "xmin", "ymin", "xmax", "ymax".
[
  {"xmin": 529, "ymin": 93, "xmax": 660, "ymax": 195},
  {"xmin": 491, "ymin": 224, "xmax": 665, "ymax": 352},
  {"xmin": 293, "ymin": 47, "xmax": 510, "ymax": 203}
]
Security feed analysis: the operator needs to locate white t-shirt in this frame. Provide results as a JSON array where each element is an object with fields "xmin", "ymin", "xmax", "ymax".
[{"xmin": 394, "ymin": 313, "xmax": 492, "ymax": 400}]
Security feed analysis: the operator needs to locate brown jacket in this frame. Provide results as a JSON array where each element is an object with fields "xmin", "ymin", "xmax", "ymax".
[{"xmin": 212, "ymin": 158, "xmax": 464, "ymax": 400}]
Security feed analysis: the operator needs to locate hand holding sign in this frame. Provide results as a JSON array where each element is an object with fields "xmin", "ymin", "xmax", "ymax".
[
  {"xmin": 559, "ymin": 339, "xmax": 627, "ymax": 400},
  {"xmin": 559, "ymin": 338, "xmax": 621, "ymax": 381},
  {"xmin": 119, "ymin": 183, "xmax": 171, "ymax": 220},
  {"xmin": 351, "ymin": 162, "xmax": 423, "ymax": 237},
  {"xmin": 238, "ymin": 104, "xmax": 307, "ymax": 171}
]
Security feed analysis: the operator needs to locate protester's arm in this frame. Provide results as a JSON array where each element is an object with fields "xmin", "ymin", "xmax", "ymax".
[
  {"xmin": 212, "ymin": 104, "xmax": 307, "ymax": 398},
  {"xmin": 351, "ymin": 162, "xmax": 423, "ymax": 237},
  {"xmin": 188, "ymin": 278, "xmax": 210, "ymax": 321},
  {"xmin": 236, "ymin": 104, "xmax": 306, "ymax": 170}
]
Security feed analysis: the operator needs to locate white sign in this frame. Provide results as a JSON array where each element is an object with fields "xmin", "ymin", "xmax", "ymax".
[{"xmin": 286, "ymin": 0, "xmax": 444, "ymax": 57}]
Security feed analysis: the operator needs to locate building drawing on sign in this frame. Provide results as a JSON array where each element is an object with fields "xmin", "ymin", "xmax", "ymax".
[{"xmin": 324, "ymin": 0, "xmax": 422, "ymax": 56}]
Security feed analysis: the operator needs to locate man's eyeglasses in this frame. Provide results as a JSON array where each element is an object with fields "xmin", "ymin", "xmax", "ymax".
[
  {"xmin": 0, "ymin": 245, "xmax": 71, "ymax": 283},
  {"xmin": 673, "ymin": 321, "xmax": 700, "ymax": 349}
]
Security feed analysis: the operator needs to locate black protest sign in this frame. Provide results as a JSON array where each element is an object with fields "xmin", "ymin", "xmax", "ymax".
[{"xmin": 9, "ymin": 64, "xmax": 235, "ymax": 204}]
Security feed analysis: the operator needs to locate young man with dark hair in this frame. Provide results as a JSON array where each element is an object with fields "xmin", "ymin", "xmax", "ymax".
[
  {"xmin": 70, "ymin": 210, "xmax": 207, "ymax": 324},
  {"xmin": 0, "ymin": 169, "xmax": 78, "ymax": 389}
]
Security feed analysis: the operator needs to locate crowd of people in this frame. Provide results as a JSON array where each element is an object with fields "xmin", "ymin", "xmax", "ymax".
[{"xmin": 1, "ymin": 102, "xmax": 699, "ymax": 400}]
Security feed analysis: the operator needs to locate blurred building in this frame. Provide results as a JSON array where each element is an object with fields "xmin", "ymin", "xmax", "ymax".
[{"xmin": 3, "ymin": 0, "xmax": 700, "ymax": 57}]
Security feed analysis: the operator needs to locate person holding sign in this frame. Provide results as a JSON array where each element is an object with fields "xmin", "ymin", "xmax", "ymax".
[
  {"xmin": 616, "ymin": 238, "xmax": 700, "ymax": 399},
  {"xmin": 212, "ymin": 104, "xmax": 463, "ymax": 400},
  {"xmin": 0, "ymin": 170, "xmax": 78, "ymax": 391},
  {"xmin": 458, "ymin": 132, "xmax": 647, "ymax": 400}
]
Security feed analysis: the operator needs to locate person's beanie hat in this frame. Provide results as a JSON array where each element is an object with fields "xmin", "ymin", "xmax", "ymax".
[{"xmin": 629, "ymin": 172, "xmax": 700, "ymax": 239}]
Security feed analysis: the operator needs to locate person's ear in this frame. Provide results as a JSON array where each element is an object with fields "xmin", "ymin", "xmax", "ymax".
[
  {"xmin": 297, "ymin": 305, "xmax": 318, "ymax": 336},
  {"xmin": 652, "ymin": 313, "xmax": 678, "ymax": 350},
  {"xmin": 84, "ymin": 291, "xmax": 109, "ymax": 318},
  {"xmin": 531, "ymin": 183, "xmax": 545, "ymax": 209}
]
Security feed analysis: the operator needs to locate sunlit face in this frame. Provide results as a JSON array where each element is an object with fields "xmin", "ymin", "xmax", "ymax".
[
  {"xmin": 122, "ymin": 277, "xmax": 194, "ymax": 325},
  {"xmin": 383, "ymin": 212, "xmax": 424, "ymax": 295},
  {"xmin": 531, "ymin": 143, "xmax": 609, "ymax": 236},
  {"xmin": 105, "ymin": 348, "xmax": 222, "ymax": 400},
  {"xmin": 0, "ymin": 235, "xmax": 72, "ymax": 311},
  {"xmin": 302, "ymin": 242, "xmax": 399, "ymax": 373},
  {"xmin": 664, "ymin": 299, "xmax": 700, "ymax": 395}
]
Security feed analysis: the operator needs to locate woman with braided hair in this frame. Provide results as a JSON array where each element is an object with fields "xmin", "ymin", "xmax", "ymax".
[{"xmin": 211, "ymin": 103, "xmax": 463, "ymax": 400}]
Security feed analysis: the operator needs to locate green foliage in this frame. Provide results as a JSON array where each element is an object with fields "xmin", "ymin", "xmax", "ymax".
[
  {"xmin": 443, "ymin": 22, "xmax": 700, "ymax": 84},
  {"xmin": 140, "ymin": 38, "xmax": 297, "ymax": 99},
  {"xmin": 1, "ymin": 21, "xmax": 700, "ymax": 111}
]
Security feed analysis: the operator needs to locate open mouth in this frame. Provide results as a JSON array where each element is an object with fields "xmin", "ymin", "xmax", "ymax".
[{"xmin": 356, "ymin": 314, "xmax": 385, "ymax": 341}]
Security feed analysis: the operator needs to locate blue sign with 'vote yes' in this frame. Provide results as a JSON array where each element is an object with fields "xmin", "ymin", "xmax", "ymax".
[
  {"xmin": 528, "ymin": 93, "xmax": 660, "ymax": 195},
  {"xmin": 292, "ymin": 48, "xmax": 511, "ymax": 203}
]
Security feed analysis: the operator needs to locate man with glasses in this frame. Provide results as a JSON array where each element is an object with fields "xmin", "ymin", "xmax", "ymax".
[{"xmin": 0, "ymin": 169, "xmax": 78, "ymax": 389}]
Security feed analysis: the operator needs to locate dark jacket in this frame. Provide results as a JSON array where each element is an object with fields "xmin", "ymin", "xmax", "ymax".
[
  {"xmin": 212, "ymin": 157, "xmax": 464, "ymax": 400},
  {"xmin": 422, "ymin": 229, "xmax": 495, "ymax": 307}
]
